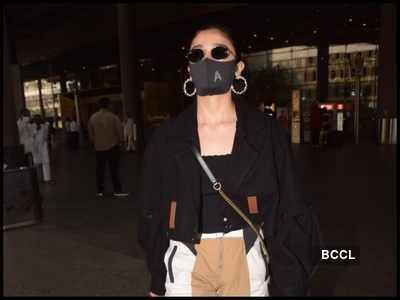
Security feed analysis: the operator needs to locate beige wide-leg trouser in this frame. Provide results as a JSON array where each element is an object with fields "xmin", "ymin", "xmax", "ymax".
[{"xmin": 164, "ymin": 228, "xmax": 270, "ymax": 296}]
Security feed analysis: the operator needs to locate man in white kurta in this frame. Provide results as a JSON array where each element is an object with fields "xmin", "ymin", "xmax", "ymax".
[
  {"xmin": 32, "ymin": 115, "xmax": 51, "ymax": 182},
  {"xmin": 17, "ymin": 110, "xmax": 34, "ymax": 155}
]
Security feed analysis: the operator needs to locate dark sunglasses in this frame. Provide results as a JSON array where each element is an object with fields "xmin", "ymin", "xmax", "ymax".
[{"xmin": 186, "ymin": 46, "xmax": 235, "ymax": 63}]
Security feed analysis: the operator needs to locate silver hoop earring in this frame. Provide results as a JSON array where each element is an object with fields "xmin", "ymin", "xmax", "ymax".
[
  {"xmin": 183, "ymin": 77, "xmax": 196, "ymax": 97},
  {"xmin": 231, "ymin": 75, "xmax": 248, "ymax": 95}
]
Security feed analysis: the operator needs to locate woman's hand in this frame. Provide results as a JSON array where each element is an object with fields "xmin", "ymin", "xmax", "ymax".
[{"xmin": 148, "ymin": 291, "xmax": 161, "ymax": 297}]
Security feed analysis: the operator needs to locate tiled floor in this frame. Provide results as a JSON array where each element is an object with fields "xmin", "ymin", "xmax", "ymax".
[{"xmin": 3, "ymin": 134, "xmax": 397, "ymax": 296}]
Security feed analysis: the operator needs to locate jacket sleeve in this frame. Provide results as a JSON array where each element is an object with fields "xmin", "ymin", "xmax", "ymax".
[
  {"xmin": 137, "ymin": 126, "xmax": 169, "ymax": 295},
  {"xmin": 267, "ymin": 118, "xmax": 323, "ymax": 296}
]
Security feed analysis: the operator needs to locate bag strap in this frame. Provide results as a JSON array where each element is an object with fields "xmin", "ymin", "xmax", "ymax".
[{"xmin": 190, "ymin": 145, "xmax": 270, "ymax": 263}]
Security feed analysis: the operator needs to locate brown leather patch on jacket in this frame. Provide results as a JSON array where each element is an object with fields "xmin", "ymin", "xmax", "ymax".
[
  {"xmin": 247, "ymin": 196, "xmax": 259, "ymax": 214},
  {"xmin": 169, "ymin": 201, "xmax": 177, "ymax": 229}
]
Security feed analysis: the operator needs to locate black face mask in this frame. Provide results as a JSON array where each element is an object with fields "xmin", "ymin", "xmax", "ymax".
[{"xmin": 190, "ymin": 58, "xmax": 236, "ymax": 96}]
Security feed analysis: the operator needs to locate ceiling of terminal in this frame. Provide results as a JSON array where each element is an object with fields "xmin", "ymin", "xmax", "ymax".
[{"xmin": 4, "ymin": 3, "xmax": 380, "ymax": 79}]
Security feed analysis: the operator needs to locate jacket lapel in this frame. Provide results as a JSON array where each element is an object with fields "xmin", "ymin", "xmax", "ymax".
[{"xmin": 228, "ymin": 100, "xmax": 265, "ymax": 194}]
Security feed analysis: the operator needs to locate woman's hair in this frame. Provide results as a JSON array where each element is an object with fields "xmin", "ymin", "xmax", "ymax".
[{"xmin": 189, "ymin": 23, "xmax": 241, "ymax": 61}]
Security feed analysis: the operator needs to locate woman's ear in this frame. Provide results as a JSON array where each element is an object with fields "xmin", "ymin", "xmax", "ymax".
[{"xmin": 235, "ymin": 61, "xmax": 245, "ymax": 77}]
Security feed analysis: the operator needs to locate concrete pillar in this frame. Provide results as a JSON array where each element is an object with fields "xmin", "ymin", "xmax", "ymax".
[
  {"xmin": 6, "ymin": 15, "xmax": 26, "ymax": 114},
  {"xmin": 378, "ymin": 4, "xmax": 397, "ymax": 118},
  {"xmin": 117, "ymin": 4, "xmax": 144, "ymax": 152},
  {"xmin": 10, "ymin": 64, "xmax": 25, "ymax": 113},
  {"xmin": 316, "ymin": 43, "xmax": 329, "ymax": 103},
  {"xmin": 3, "ymin": 9, "xmax": 19, "ymax": 147}
]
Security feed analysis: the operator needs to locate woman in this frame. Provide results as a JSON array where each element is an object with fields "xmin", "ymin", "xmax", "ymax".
[
  {"xmin": 32, "ymin": 114, "xmax": 51, "ymax": 182},
  {"xmin": 137, "ymin": 24, "xmax": 321, "ymax": 297}
]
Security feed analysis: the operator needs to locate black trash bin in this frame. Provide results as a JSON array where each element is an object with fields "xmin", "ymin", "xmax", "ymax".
[{"xmin": 3, "ymin": 166, "xmax": 43, "ymax": 230}]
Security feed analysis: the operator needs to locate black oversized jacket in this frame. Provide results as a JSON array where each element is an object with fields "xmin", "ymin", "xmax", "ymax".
[{"xmin": 137, "ymin": 99, "xmax": 322, "ymax": 296}]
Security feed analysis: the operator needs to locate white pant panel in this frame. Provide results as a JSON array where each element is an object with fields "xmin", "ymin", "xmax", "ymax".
[
  {"xmin": 246, "ymin": 237, "xmax": 270, "ymax": 296},
  {"xmin": 164, "ymin": 239, "xmax": 197, "ymax": 296}
]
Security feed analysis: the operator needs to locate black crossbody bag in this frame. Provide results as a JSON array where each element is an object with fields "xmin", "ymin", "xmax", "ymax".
[{"xmin": 190, "ymin": 146, "xmax": 270, "ymax": 277}]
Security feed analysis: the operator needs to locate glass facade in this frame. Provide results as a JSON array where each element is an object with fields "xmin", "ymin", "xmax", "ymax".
[
  {"xmin": 23, "ymin": 79, "xmax": 62, "ymax": 126},
  {"xmin": 243, "ymin": 43, "xmax": 379, "ymax": 143},
  {"xmin": 244, "ymin": 46, "xmax": 319, "ymax": 103},
  {"xmin": 243, "ymin": 43, "xmax": 378, "ymax": 106},
  {"xmin": 23, "ymin": 80, "xmax": 40, "ymax": 115},
  {"xmin": 328, "ymin": 43, "xmax": 378, "ymax": 109}
]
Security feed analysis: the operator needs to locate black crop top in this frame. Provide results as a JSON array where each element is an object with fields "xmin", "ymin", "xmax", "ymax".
[{"xmin": 199, "ymin": 132, "xmax": 248, "ymax": 234}]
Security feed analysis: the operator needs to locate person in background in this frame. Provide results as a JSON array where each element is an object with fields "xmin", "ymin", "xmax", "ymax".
[
  {"xmin": 64, "ymin": 117, "xmax": 72, "ymax": 149},
  {"xmin": 277, "ymin": 109, "xmax": 289, "ymax": 132},
  {"xmin": 70, "ymin": 117, "xmax": 80, "ymax": 150},
  {"xmin": 320, "ymin": 108, "xmax": 330, "ymax": 146},
  {"xmin": 17, "ymin": 108, "xmax": 34, "ymax": 165},
  {"xmin": 88, "ymin": 97, "xmax": 128, "ymax": 197},
  {"xmin": 32, "ymin": 114, "xmax": 51, "ymax": 182},
  {"xmin": 124, "ymin": 114, "xmax": 136, "ymax": 152},
  {"xmin": 310, "ymin": 101, "xmax": 322, "ymax": 147}
]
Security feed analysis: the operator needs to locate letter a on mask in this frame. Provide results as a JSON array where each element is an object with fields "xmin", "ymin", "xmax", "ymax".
[{"xmin": 214, "ymin": 71, "xmax": 222, "ymax": 82}]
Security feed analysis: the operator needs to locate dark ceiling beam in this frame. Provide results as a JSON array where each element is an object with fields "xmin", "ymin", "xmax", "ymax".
[{"xmin": 5, "ymin": 4, "xmax": 72, "ymax": 25}]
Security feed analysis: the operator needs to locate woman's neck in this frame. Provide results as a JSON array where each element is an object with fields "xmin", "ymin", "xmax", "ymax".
[{"xmin": 196, "ymin": 92, "xmax": 237, "ymax": 126}]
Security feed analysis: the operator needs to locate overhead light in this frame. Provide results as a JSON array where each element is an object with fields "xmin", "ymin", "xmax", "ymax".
[
  {"xmin": 313, "ymin": 30, "xmax": 318, "ymax": 34},
  {"xmin": 270, "ymin": 37, "xmax": 274, "ymax": 40},
  {"xmin": 82, "ymin": 66, "xmax": 86, "ymax": 70},
  {"xmin": 285, "ymin": 40, "xmax": 289, "ymax": 43},
  {"xmin": 349, "ymin": 18, "xmax": 353, "ymax": 22},
  {"xmin": 151, "ymin": 68, "xmax": 155, "ymax": 71},
  {"xmin": 362, "ymin": 23, "xmax": 367, "ymax": 27},
  {"xmin": 181, "ymin": 46, "xmax": 185, "ymax": 50},
  {"xmin": 100, "ymin": 64, "xmax": 117, "ymax": 70},
  {"xmin": 248, "ymin": 45, "xmax": 252, "ymax": 49},
  {"xmin": 253, "ymin": 33, "xmax": 257, "ymax": 38}
]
